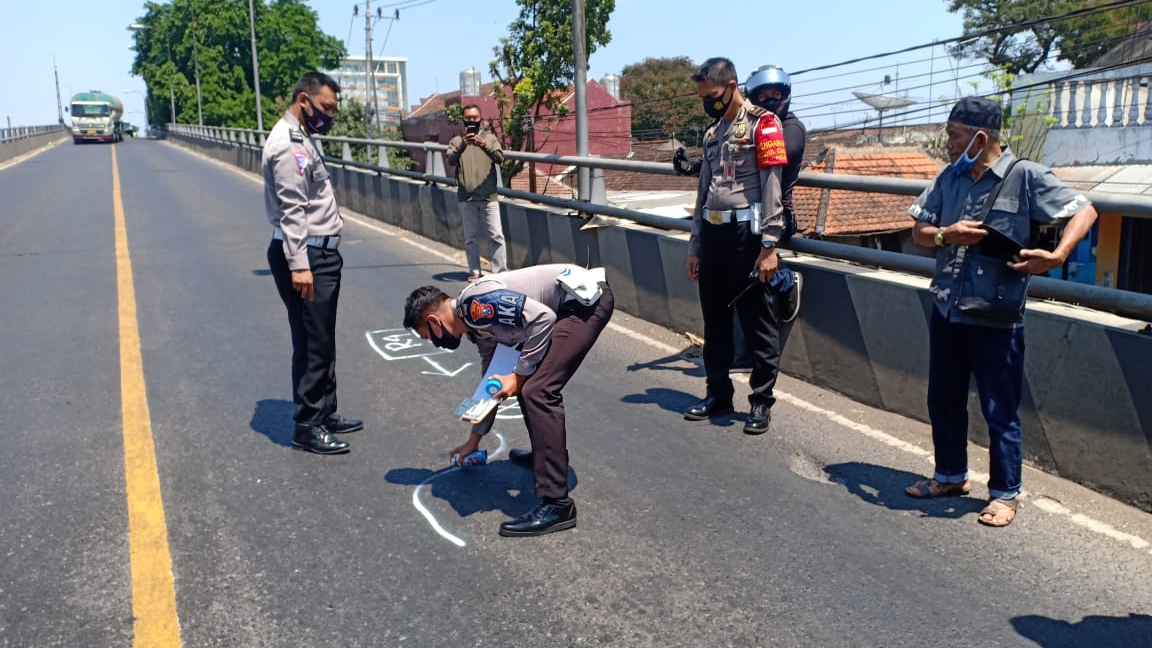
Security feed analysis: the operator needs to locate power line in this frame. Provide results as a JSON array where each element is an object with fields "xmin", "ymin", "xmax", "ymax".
[{"xmin": 791, "ymin": 0, "xmax": 1148, "ymax": 76}]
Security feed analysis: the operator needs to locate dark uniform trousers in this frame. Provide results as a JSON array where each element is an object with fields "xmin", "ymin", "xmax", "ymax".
[
  {"xmin": 517, "ymin": 285, "xmax": 615, "ymax": 500},
  {"xmin": 698, "ymin": 221, "xmax": 783, "ymax": 408},
  {"xmin": 267, "ymin": 241, "xmax": 343, "ymax": 425}
]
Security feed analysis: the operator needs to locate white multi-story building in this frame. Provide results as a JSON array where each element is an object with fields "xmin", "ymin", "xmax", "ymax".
[{"xmin": 324, "ymin": 55, "xmax": 409, "ymax": 125}]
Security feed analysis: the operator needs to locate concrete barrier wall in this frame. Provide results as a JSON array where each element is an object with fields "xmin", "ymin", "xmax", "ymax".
[
  {"xmin": 170, "ymin": 134, "xmax": 1152, "ymax": 511},
  {"xmin": 0, "ymin": 128, "xmax": 68, "ymax": 165}
]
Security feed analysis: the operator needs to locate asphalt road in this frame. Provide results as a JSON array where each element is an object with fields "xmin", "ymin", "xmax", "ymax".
[{"xmin": 1, "ymin": 138, "xmax": 1151, "ymax": 648}]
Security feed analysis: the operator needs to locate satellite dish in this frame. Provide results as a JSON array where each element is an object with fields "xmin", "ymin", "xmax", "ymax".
[
  {"xmin": 853, "ymin": 73, "xmax": 919, "ymax": 138},
  {"xmin": 852, "ymin": 91, "xmax": 918, "ymax": 111}
]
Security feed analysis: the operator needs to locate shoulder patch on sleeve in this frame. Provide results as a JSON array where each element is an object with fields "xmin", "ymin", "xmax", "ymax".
[
  {"xmin": 755, "ymin": 113, "xmax": 788, "ymax": 168},
  {"xmin": 289, "ymin": 128, "xmax": 305, "ymax": 143},
  {"xmin": 461, "ymin": 290, "xmax": 526, "ymax": 328}
]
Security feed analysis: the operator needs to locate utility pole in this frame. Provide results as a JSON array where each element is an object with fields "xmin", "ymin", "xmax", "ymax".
[
  {"xmin": 364, "ymin": 0, "xmax": 375, "ymax": 163},
  {"xmin": 248, "ymin": 0, "xmax": 264, "ymax": 131},
  {"xmin": 189, "ymin": 0, "xmax": 204, "ymax": 125},
  {"xmin": 572, "ymin": 0, "xmax": 590, "ymax": 203},
  {"xmin": 53, "ymin": 57, "xmax": 65, "ymax": 124}
]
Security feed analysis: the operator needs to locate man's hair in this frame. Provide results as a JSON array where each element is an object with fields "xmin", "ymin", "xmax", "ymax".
[
  {"xmin": 691, "ymin": 58, "xmax": 737, "ymax": 85},
  {"xmin": 293, "ymin": 72, "xmax": 340, "ymax": 101},
  {"xmin": 462, "ymin": 103, "xmax": 482, "ymax": 116},
  {"xmin": 403, "ymin": 285, "xmax": 452, "ymax": 329}
]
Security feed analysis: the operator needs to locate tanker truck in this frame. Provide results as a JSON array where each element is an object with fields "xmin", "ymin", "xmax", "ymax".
[{"xmin": 69, "ymin": 91, "xmax": 124, "ymax": 143}]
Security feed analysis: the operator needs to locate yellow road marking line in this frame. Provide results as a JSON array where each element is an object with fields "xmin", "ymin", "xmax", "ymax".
[{"xmin": 113, "ymin": 146, "xmax": 182, "ymax": 646}]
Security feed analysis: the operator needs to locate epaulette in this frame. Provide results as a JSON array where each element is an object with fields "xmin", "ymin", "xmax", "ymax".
[
  {"xmin": 746, "ymin": 104, "xmax": 770, "ymax": 119},
  {"xmin": 289, "ymin": 128, "xmax": 305, "ymax": 143}
]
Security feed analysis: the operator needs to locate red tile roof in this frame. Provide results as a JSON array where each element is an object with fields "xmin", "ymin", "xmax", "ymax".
[
  {"xmin": 793, "ymin": 146, "xmax": 942, "ymax": 236},
  {"xmin": 508, "ymin": 167, "xmax": 577, "ymax": 200},
  {"xmin": 598, "ymin": 139, "xmax": 701, "ymax": 192}
]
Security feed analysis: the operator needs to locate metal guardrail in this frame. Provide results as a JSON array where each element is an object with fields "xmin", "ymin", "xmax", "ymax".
[
  {"xmin": 0, "ymin": 125, "xmax": 66, "ymax": 142},
  {"xmin": 168, "ymin": 123, "xmax": 1152, "ymax": 320}
]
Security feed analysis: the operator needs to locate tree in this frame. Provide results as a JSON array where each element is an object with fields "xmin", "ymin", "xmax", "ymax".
[
  {"xmin": 130, "ymin": 0, "xmax": 343, "ymax": 129},
  {"xmin": 268, "ymin": 93, "xmax": 412, "ymax": 169},
  {"xmin": 488, "ymin": 0, "xmax": 615, "ymax": 182},
  {"xmin": 620, "ymin": 56, "xmax": 706, "ymax": 143},
  {"xmin": 946, "ymin": 0, "xmax": 1152, "ymax": 74}
]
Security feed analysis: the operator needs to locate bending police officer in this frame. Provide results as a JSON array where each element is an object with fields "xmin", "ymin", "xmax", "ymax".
[{"xmin": 403, "ymin": 264, "xmax": 615, "ymax": 537}]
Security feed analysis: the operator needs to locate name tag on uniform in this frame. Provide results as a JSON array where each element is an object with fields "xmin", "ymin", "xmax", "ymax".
[{"xmin": 310, "ymin": 165, "xmax": 329, "ymax": 182}]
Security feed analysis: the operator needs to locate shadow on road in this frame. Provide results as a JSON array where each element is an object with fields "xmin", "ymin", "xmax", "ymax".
[
  {"xmin": 249, "ymin": 399, "xmax": 296, "ymax": 447},
  {"xmin": 824, "ymin": 461, "xmax": 986, "ymax": 519},
  {"xmin": 384, "ymin": 461, "xmax": 579, "ymax": 519},
  {"xmin": 432, "ymin": 270, "xmax": 475, "ymax": 283},
  {"xmin": 626, "ymin": 351, "xmax": 704, "ymax": 377},
  {"xmin": 621, "ymin": 387, "xmax": 740, "ymax": 428},
  {"xmin": 1011, "ymin": 613, "xmax": 1152, "ymax": 647}
]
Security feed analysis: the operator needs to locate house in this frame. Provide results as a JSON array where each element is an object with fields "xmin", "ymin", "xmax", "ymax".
[
  {"xmin": 401, "ymin": 79, "xmax": 632, "ymax": 180},
  {"xmin": 791, "ymin": 145, "xmax": 943, "ymax": 253},
  {"xmin": 1012, "ymin": 23, "xmax": 1152, "ymax": 293}
]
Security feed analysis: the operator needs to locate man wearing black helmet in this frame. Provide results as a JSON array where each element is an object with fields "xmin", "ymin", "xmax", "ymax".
[{"xmin": 745, "ymin": 65, "xmax": 807, "ymax": 314}]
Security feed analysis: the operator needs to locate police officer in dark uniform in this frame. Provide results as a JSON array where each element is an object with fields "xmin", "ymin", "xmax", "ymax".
[
  {"xmin": 680, "ymin": 57, "xmax": 798, "ymax": 435},
  {"xmin": 403, "ymin": 264, "xmax": 614, "ymax": 537},
  {"xmin": 263, "ymin": 72, "xmax": 362, "ymax": 454}
]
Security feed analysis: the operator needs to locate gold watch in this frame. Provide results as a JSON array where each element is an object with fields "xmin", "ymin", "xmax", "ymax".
[{"xmin": 933, "ymin": 228, "xmax": 946, "ymax": 247}]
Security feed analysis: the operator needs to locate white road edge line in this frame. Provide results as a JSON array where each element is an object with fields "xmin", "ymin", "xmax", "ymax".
[
  {"xmin": 175, "ymin": 142, "xmax": 1152, "ymax": 555},
  {"xmin": 412, "ymin": 433, "xmax": 508, "ymax": 547}
]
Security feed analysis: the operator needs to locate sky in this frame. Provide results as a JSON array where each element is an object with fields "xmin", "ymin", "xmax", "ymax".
[{"xmin": 2, "ymin": 0, "xmax": 988, "ymax": 132}]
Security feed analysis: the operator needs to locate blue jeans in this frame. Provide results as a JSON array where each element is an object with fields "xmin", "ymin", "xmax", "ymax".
[{"xmin": 927, "ymin": 309, "xmax": 1025, "ymax": 499}]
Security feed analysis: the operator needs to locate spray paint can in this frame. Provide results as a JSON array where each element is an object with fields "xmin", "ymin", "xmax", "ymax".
[
  {"xmin": 454, "ymin": 448, "xmax": 487, "ymax": 467},
  {"xmin": 484, "ymin": 378, "xmax": 503, "ymax": 396}
]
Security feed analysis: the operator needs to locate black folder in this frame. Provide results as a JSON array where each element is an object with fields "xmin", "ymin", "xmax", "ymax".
[{"xmin": 976, "ymin": 224, "xmax": 1024, "ymax": 262}]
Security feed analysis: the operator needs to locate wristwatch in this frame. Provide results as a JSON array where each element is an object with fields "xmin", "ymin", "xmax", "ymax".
[
  {"xmin": 762, "ymin": 240, "xmax": 776, "ymax": 250},
  {"xmin": 933, "ymin": 228, "xmax": 946, "ymax": 247}
]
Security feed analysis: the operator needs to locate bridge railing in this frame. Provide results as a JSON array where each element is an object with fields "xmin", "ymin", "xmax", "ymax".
[
  {"xmin": 0, "ymin": 124, "xmax": 68, "ymax": 164},
  {"xmin": 167, "ymin": 123, "xmax": 1152, "ymax": 320}
]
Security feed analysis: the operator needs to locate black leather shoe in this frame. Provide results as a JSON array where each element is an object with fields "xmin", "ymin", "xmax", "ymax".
[
  {"xmin": 683, "ymin": 396, "xmax": 734, "ymax": 421},
  {"xmin": 499, "ymin": 499, "xmax": 577, "ymax": 537},
  {"xmin": 508, "ymin": 448, "xmax": 533, "ymax": 467},
  {"xmin": 781, "ymin": 271, "xmax": 803, "ymax": 323},
  {"xmin": 324, "ymin": 413, "xmax": 363, "ymax": 434},
  {"xmin": 292, "ymin": 423, "xmax": 351, "ymax": 454},
  {"xmin": 743, "ymin": 403, "xmax": 771, "ymax": 435}
]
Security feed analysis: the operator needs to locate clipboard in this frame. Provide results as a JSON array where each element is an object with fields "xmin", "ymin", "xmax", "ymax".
[{"xmin": 453, "ymin": 344, "xmax": 520, "ymax": 423}]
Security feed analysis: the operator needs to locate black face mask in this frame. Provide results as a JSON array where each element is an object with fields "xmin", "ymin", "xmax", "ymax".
[
  {"xmin": 703, "ymin": 86, "xmax": 734, "ymax": 120},
  {"xmin": 303, "ymin": 94, "xmax": 335, "ymax": 135},
  {"xmin": 428, "ymin": 320, "xmax": 462, "ymax": 350}
]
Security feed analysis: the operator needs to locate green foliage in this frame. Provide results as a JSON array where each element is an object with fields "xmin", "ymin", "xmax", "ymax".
[
  {"xmin": 445, "ymin": 104, "xmax": 464, "ymax": 125},
  {"xmin": 946, "ymin": 0, "xmax": 1152, "ymax": 74},
  {"xmin": 619, "ymin": 56, "xmax": 705, "ymax": 143},
  {"xmin": 130, "ymin": 0, "xmax": 344, "ymax": 129},
  {"xmin": 489, "ymin": 0, "xmax": 615, "ymax": 183}
]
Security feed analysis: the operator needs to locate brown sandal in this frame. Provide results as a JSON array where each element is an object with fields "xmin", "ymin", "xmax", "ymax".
[
  {"xmin": 978, "ymin": 498, "xmax": 1019, "ymax": 527},
  {"xmin": 905, "ymin": 478, "xmax": 972, "ymax": 499}
]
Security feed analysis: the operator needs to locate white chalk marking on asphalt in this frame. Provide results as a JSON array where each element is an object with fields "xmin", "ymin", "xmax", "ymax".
[
  {"xmin": 412, "ymin": 433, "xmax": 508, "ymax": 547},
  {"xmin": 612, "ymin": 320, "xmax": 1152, "ymax": 554},
  {"xmin": 420, "ymin": 356, "xmax": 472, "ymax": 377}
]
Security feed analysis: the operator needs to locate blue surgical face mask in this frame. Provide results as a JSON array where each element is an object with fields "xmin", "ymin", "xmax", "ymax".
[{"xmin": 950, "ymin": 131, "xmax": 985, "ymax": 175}]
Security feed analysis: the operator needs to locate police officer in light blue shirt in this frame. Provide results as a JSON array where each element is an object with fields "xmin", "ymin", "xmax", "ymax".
[{"xmin": 903, "ymin": 97, "xmax": 1097, "ymax": 527}]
